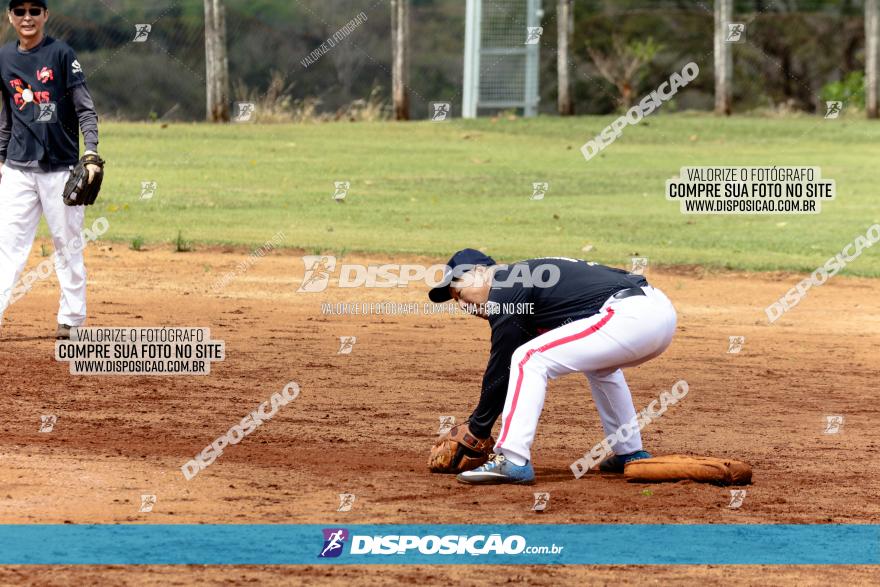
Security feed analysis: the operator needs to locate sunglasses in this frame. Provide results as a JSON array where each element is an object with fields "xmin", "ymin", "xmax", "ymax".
[{"xmin": 11, "ymin": 7, "xmax": 44, "ymax": 17}]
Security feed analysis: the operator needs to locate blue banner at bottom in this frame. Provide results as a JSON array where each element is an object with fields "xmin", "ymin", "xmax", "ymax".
[{"xmin": 0, "ymin": 524, "xmax": 877, "ymax": 565}]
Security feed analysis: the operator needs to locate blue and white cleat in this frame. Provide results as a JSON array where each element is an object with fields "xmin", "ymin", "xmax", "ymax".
[
  {"xmin": 456, "ymin": 454, "xmax": 535, "ymax": 485},
  {"xmin": 598, "ymin": 450, "xmax": 652, "ymax": 473}
]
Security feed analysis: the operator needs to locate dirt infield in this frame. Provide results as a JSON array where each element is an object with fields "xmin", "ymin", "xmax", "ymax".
[{"xmin": 1, "ymin": 242, "xmax": 878, "ymax": 584}]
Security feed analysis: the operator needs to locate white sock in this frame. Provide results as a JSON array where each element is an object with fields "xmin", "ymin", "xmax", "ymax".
[{"xmin": 503, "ymin": 451, "xmax": 527, "ymax": 466}]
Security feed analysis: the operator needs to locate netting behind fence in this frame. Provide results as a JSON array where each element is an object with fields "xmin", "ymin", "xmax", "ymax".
[{"xmin": 477, "ymin": 0, "xmax": 530, "ymax": 108}]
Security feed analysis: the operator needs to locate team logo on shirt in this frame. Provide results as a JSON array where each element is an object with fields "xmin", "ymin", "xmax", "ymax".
[
  {"xmin": 71, "ymin": 59, "xmax": 83, "ymax": 75},
  {"xmin": 36, "ymin": 66, "xmax": 54, "ymax": 84},
  {"xmin": 9, "ymin": 79, "xmax": 50, "ymax": 110}
]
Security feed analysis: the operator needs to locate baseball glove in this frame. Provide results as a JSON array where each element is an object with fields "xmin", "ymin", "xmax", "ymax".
[
  {"xmin": 428, "ymin": 423, "xmax": 494, "ymax": 474},
  {"xmin": 623, "ymin": 454, "xmax": 752, "ymax": 485},
  {"xmin": 62, "ymin": 152, "xmax": 105, "ymax": 206}
]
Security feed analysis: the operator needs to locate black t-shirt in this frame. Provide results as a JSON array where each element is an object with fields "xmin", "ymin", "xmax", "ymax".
[
  {"xmin": 0, "ymin": 36, "xmax": 86, "ymax": 166},
  {"xmin": 469, "ymin": 258, "xmax": 648, "ymax": 437}
]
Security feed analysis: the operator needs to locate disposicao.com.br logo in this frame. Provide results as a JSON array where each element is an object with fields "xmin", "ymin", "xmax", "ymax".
[{"xmin": 317, "ymin": 528, "xmax": 563, "ymax": 558}]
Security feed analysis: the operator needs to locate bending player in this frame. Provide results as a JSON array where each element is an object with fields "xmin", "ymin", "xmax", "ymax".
[
  {"xmin": 0, "ymin": 0, "xmax": 101, "ymax": 339},
  {"xmin": 427, "ymin": 249, "xmax": 677, "ymax": 485}
]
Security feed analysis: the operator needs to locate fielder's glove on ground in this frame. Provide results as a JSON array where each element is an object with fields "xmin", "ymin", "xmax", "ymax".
[
  {"xmin": 63, "ymin": 151, "xmax": 105, "ymax": 206},
  {"xmin": 623, "ymin": 454, "xmax": 752, "ymax": 485},
  {"xmin": 428, "ymin": 423, "xmax": 494, "ymax": 474}
]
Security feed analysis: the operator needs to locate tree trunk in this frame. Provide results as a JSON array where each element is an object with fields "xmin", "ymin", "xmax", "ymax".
[
  {"xmin": 557, "ymin": 0, "xmax": 574, "ymax": 115},
  {"xmin": 391, "ymin": 0, "xmax": 410, "ymax": 121},
  {"xmin": 619, "ymin": 83, "xmax": 633, "ymax": 109},
  {"xmin": 867, "ymin": 0, "xmax": 879, "ymax": 118},
  {"xmin": 205, "ymin": 0, "xmax": 230, "ymax": 122},
  {"xmin": 714, "ymin": 0, "xmax": 733, "ymax": 115}
]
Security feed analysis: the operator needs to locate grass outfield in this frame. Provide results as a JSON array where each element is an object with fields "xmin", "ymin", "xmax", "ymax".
[{"xmin": 66, "ymin": 114, "xmax": 880, "ymax": 276}]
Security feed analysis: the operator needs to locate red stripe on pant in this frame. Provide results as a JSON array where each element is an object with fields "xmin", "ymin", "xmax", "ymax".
[{"xmin": 496, "ymin": 308, "xmax": 616, "ymax": 450}]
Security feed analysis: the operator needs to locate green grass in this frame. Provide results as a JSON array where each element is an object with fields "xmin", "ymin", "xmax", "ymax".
[
  {"xmin": 129, "ymin": 235, "xmax": 145, "ymax": 251},
  {"xmin": 62, "ymin": 114, "xmax": 880, "ymax": 276},
  {"xmin": 174, "ymin": 229, "xmax": 193, "ymax": 253}
]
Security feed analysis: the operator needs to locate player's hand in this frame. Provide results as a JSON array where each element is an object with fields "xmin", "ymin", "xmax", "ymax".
[
  {"xmin": 84, "ymin": 151, "xmax": 100, "ymax": 184},
  {"xmin": 85, "ymin": 163, "xmax": 100, "ymax": 184}
]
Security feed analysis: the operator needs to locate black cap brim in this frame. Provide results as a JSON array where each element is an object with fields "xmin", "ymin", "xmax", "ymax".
[
  {"xmin": 428, "ymin": 284, "xmax": 452, "ymax": 303},
  {"xmin": 428, "ymin": 264, "xmax": 453, "ymax": 303}
]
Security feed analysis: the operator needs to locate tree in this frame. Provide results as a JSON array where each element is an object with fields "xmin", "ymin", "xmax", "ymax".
[
  {"xmin": 586, "ymin": 36, "xmax": 663, "ymax": 109},
  {"xmin": 204, "ymin": 0, "xmax": 230, "ymax": 122},
  {"xmin": 714, "ymin": 0, "xmax": 733, "ymax": 115},
  {"xmin": 867, "ymin": 0, "xmax": 879, "ymax": 118},
  {"xmin": 557, "ymin": 0, "xmax": 574, "ymax": 115},
  {"xmin": 312, "ymin": 0, "xmax": 370, "ymax": 109},
  {"xmin": 391, "ymin": 0, "xmax": 410, "ymax": 120}
]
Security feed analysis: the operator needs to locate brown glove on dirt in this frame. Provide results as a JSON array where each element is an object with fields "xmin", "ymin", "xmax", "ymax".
[
  {"xmin": 428, "ymin": 423, "xmax": 494, "ymax": 474},
  {"xmin": 624, "ymin": 454, "xmax": 753, "ymax": 485}
]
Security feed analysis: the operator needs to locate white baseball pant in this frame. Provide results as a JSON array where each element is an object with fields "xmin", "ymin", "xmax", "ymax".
[
  {"xmin": 494, "ymin": 285, "xmax": 677, "ymax": 465},
  {"xmin": 0, "ymin": 163, "xmax": 86, "ymax": 327}
]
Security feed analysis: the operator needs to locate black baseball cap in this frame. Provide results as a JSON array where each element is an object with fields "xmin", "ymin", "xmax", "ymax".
[
  {"xmin": 428, "ymin": 248, "xmax": 496, "ymax": 303},
  {"xmin": 9, "ymin": 1, "xmax": 47, "ymax": 8}
]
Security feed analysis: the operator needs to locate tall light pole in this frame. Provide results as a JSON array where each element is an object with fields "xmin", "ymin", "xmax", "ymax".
[
  {"xmin": 557, "ymin": 0, "xmax": 574, "ymax": 115},
  {"xmin": 391, "ymin": 0, "xmax": 410, "ymax": 120},
  {"xmin": 205, "ymin": 0, "xmax": 230, "ymax": 122},
  {"xmin": 867, "ymin": 0, "xmax": 879, "ymax": 118},
  {"xmin": 714, "ymin": 0, "xmax": 733, "ymax": 115}
]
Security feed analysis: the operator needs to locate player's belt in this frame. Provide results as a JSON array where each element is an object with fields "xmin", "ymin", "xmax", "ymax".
[{"xmin": 611, "ymin": 287, "xmax": 646, "ymax": 300}]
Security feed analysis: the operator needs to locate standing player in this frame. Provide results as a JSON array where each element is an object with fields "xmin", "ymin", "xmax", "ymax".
[
  {"xmin": 0, "ymin": 0, "xmax": 101, "ymax": 339},
  {"xmin": 428, "ymin": 249, "xmax": 677, "ymax": 484}
]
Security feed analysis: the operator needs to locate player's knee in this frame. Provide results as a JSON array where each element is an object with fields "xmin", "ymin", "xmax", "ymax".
[
  {"xmin": 514, "ymin": 347, "xmax": 551, "ymax": 377},
  {"xmin": 510, "ymin": 345, "xmax": 531, "ymax": 366},
  {"xmin": 588, "ymin": 367, "xmax": 618, "ymax": 380}
]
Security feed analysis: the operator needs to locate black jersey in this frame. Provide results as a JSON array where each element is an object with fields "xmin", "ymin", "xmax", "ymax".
[
  {"xmin": 0, "ymin": 36, "xmax": 86, "ymax": 166},
  {"xmin": 468, "ymin": 258, "xmax": 648, "ymax": 437}
]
